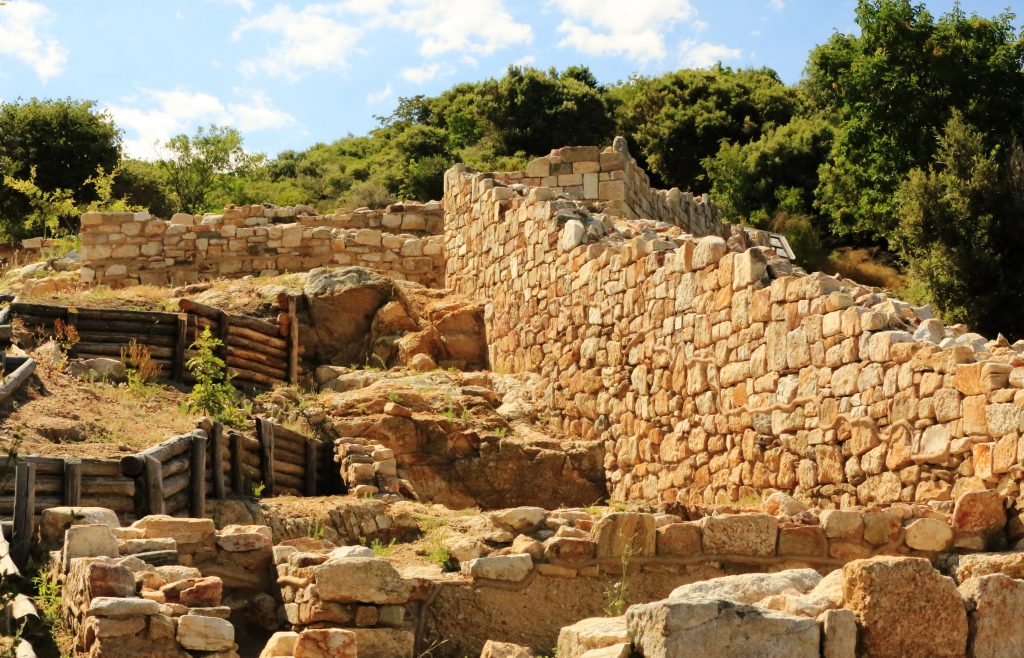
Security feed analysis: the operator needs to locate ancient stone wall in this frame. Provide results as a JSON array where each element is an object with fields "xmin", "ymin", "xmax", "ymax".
[
  {"xmin": 443, "ymin": 154, "xmax": 1024, "ymax": 523},
  {"xmin": 494, "ymin": 139, "xmax": 723, "ymax": 237},
  {"xmin": 78, "ymin": 202, "xmax": 445, "ymax": 288}
]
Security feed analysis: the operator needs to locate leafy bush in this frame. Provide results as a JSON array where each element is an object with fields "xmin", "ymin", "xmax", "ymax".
[{"xmin": 185, "ymin": 327, "xmax": 243, "ymax": 425}]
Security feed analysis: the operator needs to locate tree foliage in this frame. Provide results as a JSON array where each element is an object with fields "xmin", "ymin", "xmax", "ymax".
[
  {"xmin": 158, "ymin": 125, "xmax": 260, "ymax": 214},
  {"xmin": 0, "ymin": 98, "xmax": 120, "ymax": 239}
]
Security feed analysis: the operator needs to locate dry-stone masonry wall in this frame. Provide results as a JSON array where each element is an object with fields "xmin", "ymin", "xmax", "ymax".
[
  {"xmin": 79, "ymin": 202, "xmax": 445, "ymax": 288},
  {"xmin": 444, "ymin": 143, "xmax": 1024, "ymax": 531}
]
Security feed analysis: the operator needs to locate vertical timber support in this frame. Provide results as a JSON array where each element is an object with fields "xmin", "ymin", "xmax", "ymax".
[
  {"xmin": 190, "ymin": 432, "xmax": 207, "ymax": 518},
  {"xmin": 287, "ymin": 297, "xmax": 299, "ymax": 385},
  {"xmin": 304, "ymin": 437, "xmax": 317, "ymax": 497},
  {"xmin": 11, "ymin": 461, "xmax": 36, "ymax": 568},
  {"xmin": 64, "ymin": 458, "xmax": 82, "ymax": 507},
  {"xmin": 229, "ymin": 430, "xmax": 243, "ymax": 495},
  {"xmin": 144, "ymin": 456, "xmax": 164, "ymax": 516},
  {"xmin": 257, "ymin": 418, "xmax": 275, "ymax": 498},
  {"xmin": 173, "ymin": 313, "xmax": 188, "ymax": 382},
  {"xmin": 210, "ymin": 422, "xmax": 226, "ymax": 500}
]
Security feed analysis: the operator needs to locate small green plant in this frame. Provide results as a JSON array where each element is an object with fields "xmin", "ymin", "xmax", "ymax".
[
  {"xmin": 387, "ymin": 391, "xmax": 404, "ymax": 404},
  {"xmin": 603, "ymin": 535, "xmax": 637, "ymax": 617},
  {"xmin": 370, "ymin": 538, "xmax": 396, "ymax": 557},
  {"xmin": 122, "ymin": 339, "xmax": 163, "ymax": 399},
  {"xmin": 185, "ymin": 327, "xmax": 244, "ymax": 425},
  {"xmin": 426, "ymin": 541, "xmax": 455, "ymax": 571},
  {"xmin": 308, "ymin": 518, "xmax": 325, "ymax": 540},
  {"xmin": 494, "ymin": 426, "xmax": 508, "ymax": 437},
  {"xmin": 441, "ymin": 407, "xmax": 457, "ymax": 420},
  {"xmin": 460, "ymin": 408, "xmax": 472, "ymax": 421},
  {"xmin": 251, "ymin": 481, "xmax": 266, "ymax": 498},
  {"xmin": 32, "ymin": 569, "xmax": 62, "ymax": 622},
  {"xmin": 52, "ymin": 318, "xmax": 79, "ymax": 369}
]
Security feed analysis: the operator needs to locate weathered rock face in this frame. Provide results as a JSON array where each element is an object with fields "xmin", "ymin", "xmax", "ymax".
[
  {"xmin": 667, "ymin": 569, "xmax": 822, "ymax": 605},
  {"xmin": 303, "ymin": 268, "xmax": 392, "ymax": 365},
  {"xmin": 556, "ymin": 616, "xmax": 629, "ymax": 658},
  {"xmin": 626, "ymin": 597, "xmax": 820, "ymax": 658},
  {"xmin": 842, "ymin": 556, "xmax": 967, "ymax": 658},
  {"xmin": 314, "ymin": 556, "xmax": 410, "ymax": 604}
]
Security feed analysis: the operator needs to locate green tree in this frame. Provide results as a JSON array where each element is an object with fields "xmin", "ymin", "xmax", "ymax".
[
  {"xmin": 611, "ymin": 66, "xmax": 798, "ymax": 190},
  {"xmin": 112, "ymin": 159, "xmax": 175, "ymax": 218},
  {"xmin": 894, "ymin": 111, "xmax": 1024, "ymax": 337},
  {"xmin": 158, "ymin": 125, "xmax": 260, "ymax": 214},
  {"xmin": 0, "ymin": 98, "xmax": 121, "ymax": 238},
  {"xmin": 808, "ymin": 0, "xmax": 1024, "ymax": 241}
]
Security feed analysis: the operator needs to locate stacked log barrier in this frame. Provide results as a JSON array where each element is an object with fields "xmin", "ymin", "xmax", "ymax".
[{"xmin": 8, "ymin": 299, "xmax": 301, "ymax": 389}]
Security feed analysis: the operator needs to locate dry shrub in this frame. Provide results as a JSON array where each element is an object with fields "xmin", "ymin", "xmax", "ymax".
[
  {"xmin": 121, "ymin": 339, "xmax": 162, "ymax": 382},
  {"xmin": 824, "ymin": 247, "xmax": 906, "ymax": 290}
]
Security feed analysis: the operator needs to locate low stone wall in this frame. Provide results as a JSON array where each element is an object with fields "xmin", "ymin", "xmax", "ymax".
[
  {"xmin": 493, "ymin": 138, "xmax": 723, "ymax": 237},
  {"xmin": 78, "ymin": 203, "xmax": 445, "ymax": 288},
  {"xmin": 444, "ymin": 159, "xmax": 1024, "ymax": 524}
]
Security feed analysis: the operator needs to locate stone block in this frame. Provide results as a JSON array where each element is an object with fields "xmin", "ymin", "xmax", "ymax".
[
  {"xmin": 700, "ymin": 514, "xmax": 777, "ymax": 556},
  {"xmin": 655, "ymin": 523, "xmax": 702, "ymax": 557},
  {"xmin": 557, "ymin": 616, "xmax": 628, "ymax": 658},
  {"xmin": 314, "ymin": 557, "xmax": 410, "ymax": 604},
  {"xmin": 592, "ymin": 513, "xmax": 656, "ymax": 558},
  {"xmin": 462, "ymin": 554, "xmax": 533, "ymax": 582},
  {"xmin": 177, "ymin": 614, "xmax": 235, "ymax": 652},
  {"xmin": 294, "ymin": 628, "xmax": 357, "ymax": 658}
]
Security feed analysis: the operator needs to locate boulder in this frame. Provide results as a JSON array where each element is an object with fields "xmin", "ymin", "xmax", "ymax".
[
  {"xmin": 259, "ymin": 631, "xmax": 299, "ymax": 658},
  {"xmin": 63, "ymin": 525, "xmax": 118, "ymax": 569},
  {"xmin": 66, "ymin": 357, "xmax": 126, "ymax": 382},
  {"xmin": 904, "ymin": 517, "xmax": 953, "ymax": 551},
  {"xmin": 351, "ymin": 627, "xmax": 415, "ymax": 658},
  {"xmin": 489, "ymin": 507, "xmax": 546, "ymax": 532},
  {"xmin": 314, "ymin": 557, "xmax": 410, "ymax": 604},
  {"xmin": 591, "ymin": 513, "xmax": 656, "ymax": 558},
  {"xmin": 842, "ymin": 556, "xmax": 967, "ymax": 657},
  {"xmin": 953, "ymin": 490, "xmax": 1006, "ymax": 535},
  {"xmin": 40, "ymin": 507, "xmax": 119, "ymax": 548},
  {"xmin": 88, "ymin": 597, "xmax": 160, "ymax": 618},
  {"xmin": 132, "ymin": 516, "xmax": 215, "ymax": 543}
]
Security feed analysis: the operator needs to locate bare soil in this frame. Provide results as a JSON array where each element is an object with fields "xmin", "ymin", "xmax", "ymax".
[{"xmin": 0, "ymin": 351, "xmax": 197, "ymax": 458}]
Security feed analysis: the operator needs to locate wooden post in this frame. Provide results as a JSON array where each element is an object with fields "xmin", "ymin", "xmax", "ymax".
[
  {"xmin": 257, "ymin": 418, "xmax": 275, "ymax": 498},
  {"xmin": 173, "ymin": 313, "xmax": 188, "ymax": 382},
  {"xmin": 216, "ymin": 311, "xmax": 230, "ymax": 363},
  {"xmin": 229, "ymin": 431, "xmax": 243, "ymax": 494},
  {"xmin": 144, "ymin": 456, "xmax": 164, "ymax": 515},
  {"xmin": 64, "ymin": 458, "xmax": 82, "ymax": 507},
  {"xmin": 210, "ymin": 422, "xmax": 225, "ymax": 500},
  {"xmin": 65, "ymin": 307, "xmax": 78, "ymax": 330},
  {"xmin": 11, "ymin": 461, "xmax": 35, "ymax": 568},
  {"xmin": 304, "ymin": 438, "xmax": 317, "ymax": 496},
  {"xmin": 190, "ymin": 432, "xmax": 207, "ymax": 518},
  {"xmin": 287, "ymin": 297, "xmax": 299, "ymax": 385}
]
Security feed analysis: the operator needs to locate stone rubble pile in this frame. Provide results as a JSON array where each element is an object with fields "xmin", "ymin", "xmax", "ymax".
[
  {"xmin": 79, "ymin": 202, "xmax": 445, "ymax": 288},
  {"xmin": 334, "ymin": 439, "xmax": 406, "ymax": 499}
]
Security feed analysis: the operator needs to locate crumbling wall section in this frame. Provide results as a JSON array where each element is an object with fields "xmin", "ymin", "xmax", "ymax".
[
  {"xmin": 79, "ymin": 203, "xmax": 445, "ymax": 288},
  {"xmin": 494, "ymin": 139, "xmax": 723, "ymax": 236},
  {"xmin": 443, "ymin": 161, "xmax": 1024, "ymax": 522}
]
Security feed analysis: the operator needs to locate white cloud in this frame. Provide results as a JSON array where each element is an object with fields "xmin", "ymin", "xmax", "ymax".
[
  {"xmin": 105, "ymin": 88, "xmax": 296, "ymax": 160},
  {"xmin": 0, "ymin": 1, "xmax": 67, "ymax": 81},
  {"xmin": 233, "ymin": 5, "xmax": 362, "ymax": 81},
  {"xmin": 552, "ymin": 0, "xmax": 695, "ymax": 63},
  {"xmin": 513, "ymin": 55, "xmax": 536, "ymax": 67},
  {"xmin": 366, "ymin": 84, "xmax": 393, "ymax": 105},
  {"xmin": 400, "ymin": 62, "xmax": 454, "ymax": 84},
  {"xmin": 352, "ymin": 0, "xmax": 532, "ymax": 58},
  {"xmin": 680, "ymin": 40, "xmax": 742, "ymax": 68},
  {"xmin": 769, "ymin": 0, "xmax": 785, "ymax": 10},
  {"xmin": 692, "ymin": 19, "xmax": 708, "ymax": 32}
]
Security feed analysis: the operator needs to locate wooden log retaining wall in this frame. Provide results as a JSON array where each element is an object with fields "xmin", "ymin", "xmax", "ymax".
[
  {"xmin": 2, "ymin": 418, "xmax": 335, "ymax": 566},
  {"xmin": 8, "ymin": 298, "xmax": 301, "ymax": 389}
]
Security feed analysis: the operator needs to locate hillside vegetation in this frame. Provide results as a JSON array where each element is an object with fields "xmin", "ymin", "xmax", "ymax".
[{"xmin": 1, "ymin": 0, "xmax": 1023, "ymax": 337}]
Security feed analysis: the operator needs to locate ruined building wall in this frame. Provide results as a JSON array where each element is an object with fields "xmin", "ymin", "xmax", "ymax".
[
  {"xmin": 79, "ymin": 202, "xmax": 446, "ymax": 288},
  {"xmin": 443, "ymin": 161, "xmax": 1024, "ymax": 519},
  {"xmin": 494, "ymin": 140, "xmax": 724, "ymax": 237}
]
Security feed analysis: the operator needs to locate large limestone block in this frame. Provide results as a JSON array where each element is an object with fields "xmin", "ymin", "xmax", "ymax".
[
  {"xmin": 655, "ymin": 523, "xmax": 702, "ymax": 557},
  {"xmin": 132, "ymin": 515, "xmax": 215, "ymax": 543},
  {"xmin": 904, "ymin": 517, "xmax": 953, "ymax": 551},
  {"xmin": 955, "ymin": 551, "xmax": 1024, "ymax": 582},
  {"xmin": 842, "ymin": 556, "xmax": 967, "ymax": 657},
  {"xmin": 294, "ymin": 628, "xmax": 357, "ymax": 658},
  {"xmin": 88, "ymin": 596, "xmax": 160, "ymax": 617},
  {"xmin": 557, "ymin": 616, "xmax": 628, "ymax": 658},
  {"xmin": 692, "ymin": 236, "xmax": 727, "ymax": 269},
  {"xmin": 41, "ymin": 507, "xmax": 119, "ymax": 547},
  {"xmin": 489, "ymin": 507, "xmax": 547, "ymax": 532},
  {"xmin": 627, "ymin": 597, "xmax": 819, "ymax": 658},
  {"xmin": 700, "ymin": 514, "xmax": 778, "ymax": 556},
  {"xmin": 315, "ymin": 557, "xmax": 409, "ymax": 604},
  {"xmin": 177, "ymin": 614, "xmax": 235, "ymax": 651},
  {"xmin": 819, "ymin": 608, "xmax": 856, "ymax": 658},
  {"xmin": 461, "ymin": 554, "xmax": 533, "ymax": 582},
  {"xmin": 669, "ymin": 569, "xmax": 821, "ymax": 605},
  {"xmin": 958, "ymin": 574, "xmax": 1024, "ymax": 658},
  {"xmin": 591, "ymin": 513, "xmax": 656, "ymax": 558},
  {"xmin": 63, "ymin": 525, "xmax": 119, "ymax": 568}
]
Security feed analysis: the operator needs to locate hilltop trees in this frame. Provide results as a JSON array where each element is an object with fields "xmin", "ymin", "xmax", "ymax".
[{"xmin": 0, "ymin": 98, "xmax": 120, "ymax": 239}]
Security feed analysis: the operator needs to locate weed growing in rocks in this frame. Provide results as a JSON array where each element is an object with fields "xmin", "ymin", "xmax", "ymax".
[{"xmin": 185, "ymin": 327, "xmax": 243, "ymax": 425}]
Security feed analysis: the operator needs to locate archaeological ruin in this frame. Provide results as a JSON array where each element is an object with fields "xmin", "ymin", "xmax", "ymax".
[{"xmin": 5, "ymin": 137, "xmax": 1024, "ymax": 658}]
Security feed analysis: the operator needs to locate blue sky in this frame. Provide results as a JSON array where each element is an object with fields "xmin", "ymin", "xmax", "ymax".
[{"xmin": 0, "ymin": 0, "xmax": 1018, "ymax": 159}]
